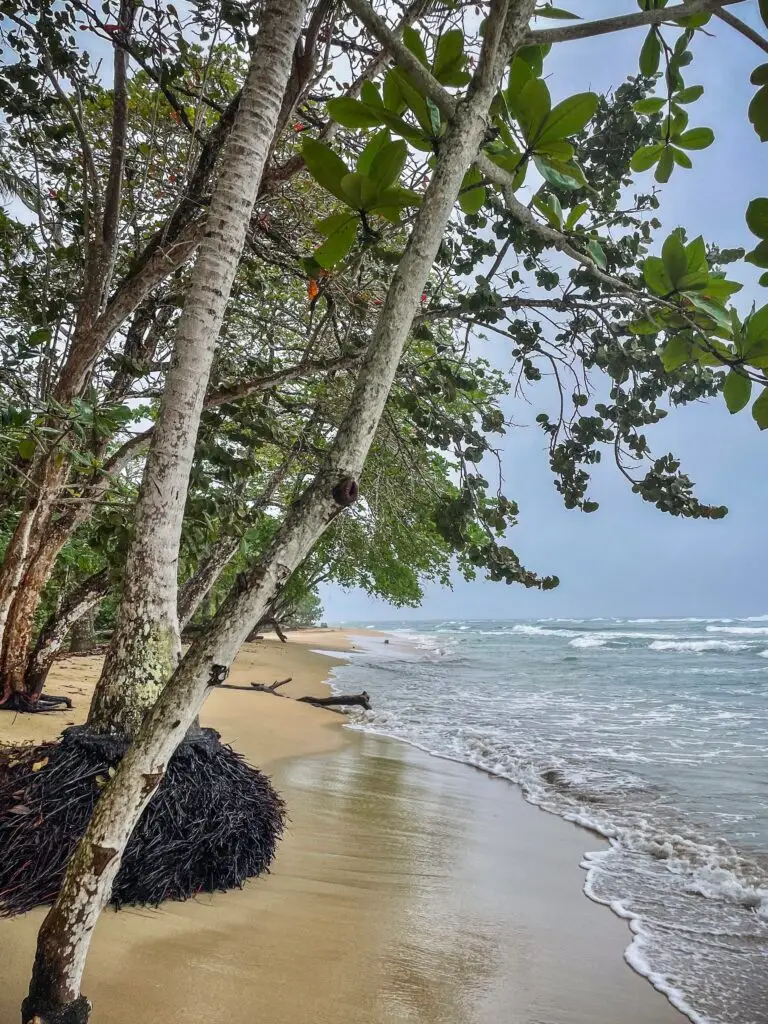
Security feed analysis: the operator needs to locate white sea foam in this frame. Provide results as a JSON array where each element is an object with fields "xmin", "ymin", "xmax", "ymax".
[
  {"xmin": 649, "ymin": 639, "xmax": 750, "ymax": 654},
  {"xmin": 706, "ymin": 625, "xmax": 768, "ymax": 636},
  {"xmin": 569, "ymin": 635, "xmax": 608, "ymax": 648}
]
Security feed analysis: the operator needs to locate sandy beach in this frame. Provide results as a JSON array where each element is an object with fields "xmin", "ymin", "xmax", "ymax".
[{"xmin": 0, "ymin": 629, "xmax": 687, "ymax": 1024}]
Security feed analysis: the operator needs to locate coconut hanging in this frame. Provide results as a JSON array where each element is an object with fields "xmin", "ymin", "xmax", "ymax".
[{"xmin": 0, "ymin": 725, "xmax": 285, "ymax": 916}]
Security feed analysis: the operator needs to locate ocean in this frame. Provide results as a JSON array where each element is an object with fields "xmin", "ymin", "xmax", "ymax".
[{"xmin": 326, "ymin": 617, "xmax": 768, "ymax": 1024}]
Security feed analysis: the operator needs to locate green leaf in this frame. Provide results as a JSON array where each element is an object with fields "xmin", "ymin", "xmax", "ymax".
[
  {"xmin": 433, "ymin": 30, "xmax": 467, "ymax": 85},
  {"xmin": 751, "ymin": 386, "xmax": 768, "ymax": 430},
  {"xmin": 631, "ymin": 143, "xmax": 664, "ymax": 171},
  {"xmin": 639, "ymin": 29, "xmax": 661, "ymax": 76},
  {"xmin": 341, "ymin": 173, "xmax": 380, "ymax": 211},
  {"xmin": 760, "ymin": 0, "xmax": 768, "ymax": 32},
  {"xmin": 565, "ymin": 201, "xmax": 589, "ymax": 230},
  {"xmin": 535, "ymin": 4, "xmax": 581, "ymax": 17},
  {"xmin": 28, "ymin": 327, "xmax": 52, "ymax": 346},
  {"xmin": 628, "ymin": 318, "xmax": 661, "ymax": 335},
  {"xmin": 536, "ymin": 92, "xmax": 598, "ymax": 145},
  {"xmin": 655, "ymin": 146, "xmax": 674, "ymax": 183},
  {"xmin": 661, "ymin": 336, "xmax": 691, "ymax": 371},
  {"xmin": 533, "ymin": 156, "xmax": 586, "ymax": 190},
  {"xmin": 662, "ymin": 232, "xmax": 687, "ymax": 288},
  {"xmin": 746, "ymin": 305, "xmax": 768, "ymax": 347},
  {"xmin": 675, "ymin": 85, "xmax": 704, "ymax": 103},
  {"xmin": 644, "ymin": 255, "xmax": 673, "ymax": 296},
  {"xmin": 675, "ymin": 127, "xmax": 714, "ymax": 149},
  {"xmin": 426, "ymin": 97, "xmax": 441, "ymax": 137},
  {"xmin": 357, "ymin": 130, "xmax": 391, "ymax": 176},
  {"xmin": 586, "ymin": 238, "xmax": 607, "ymax": 269},
  {"xmin": 458, "ymin": 166, "xmax": 486, "ymax": 215},
  {"xmin": 383, "ymin": 70, "xmax": 408, "ymax": 114},
  {"xmin": 402, "ymin": 26, "xmax": 428, "ymax": 66},
  {"xmin": 302, "ymin": 139, "xmax": 351, "ymax": 204},
  {"xmin": 723, "ymin": 370, "xmax": 752, "ymax": 414},
  {"xmin": 633, "ymin": 97, "xmax": 666, "ymax": 114},
  {"xmin": 368, "ymin": 139, "xmax": 407, "ymax": 189},
  {"xmin": 686, "ymin": 293, "xmax": 731, "ymax": 330},
  {"xmin": 746, "ymin": 198, "xmax": 768, "ymax": 239},
  {"xmin": 17, "ymin": 438, "xmax": 36, "ymax": 460},
  {"xmin": 361, "ymin": 81, "xmax": 384, "ymax": 108},
  {"xmin": 506, "ymin": 56, "xmax": 534, "ymax": 107},
  {"xmin": 746, "ymin": 239, "xmax": 768, "ymax": 269},
  {"xmin": 314, "ymin": 215, "xmax": 358, "ymax": 269},
  {"xmin": 326, "ymin": 97, "xmax": 384, "ymax": 129},
  {"xmin": 672, "ymin": 146, "xmax": 692, "ymax": 168},
  {"xmin": 533, "ymin": 192, "xmax": 563, "ymax": 228},
  {"xmin": 514, "ymin": 77, "xmax": 551, "ymax": 144},
  {"xmin": 752, "ymin": 64, "xmax": 768, "ymax": 87},
  {"xmin": 760, "ymin": 272, "xmax": 768, "ymax": 287},
  {"xmin": 535, "ymin": 139, "xmax": 575, "ymax": 161},
  {"xmin": 373, "ymin": 186, "xmax": 422, "ymax": 210},
  {"xmin": 315, "ymin": 211, "xmax": 355, "ymax": 235},
  {"xmin": 749, "ymin": 85, "xmax": 768, "ymax": 142}
]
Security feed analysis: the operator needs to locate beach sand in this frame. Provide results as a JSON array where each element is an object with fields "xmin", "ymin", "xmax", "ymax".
[{"xmin": 0, "ymin": 630, "xmax": 686, "ymax": 1024}]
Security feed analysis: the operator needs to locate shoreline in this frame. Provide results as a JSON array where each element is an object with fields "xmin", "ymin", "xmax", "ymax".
[{"xmin": 0, "ymin": 627, "xmax": 687, "ymax": 1023}]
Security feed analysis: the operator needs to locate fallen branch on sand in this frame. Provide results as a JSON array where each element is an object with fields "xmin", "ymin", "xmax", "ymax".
[{"xmin": 215, "ymin": 676, "xmax": 372, "ymax": 712}]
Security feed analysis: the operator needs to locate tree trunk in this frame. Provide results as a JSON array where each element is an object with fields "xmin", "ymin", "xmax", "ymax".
[
  {"xmin": 23, "ymin": 570, "xmax": 111, "ymax": 700},
  {"xmin": 69, "ymin": 607, "xmax": 98, "ymax": 653},
  {"xmin": 86, "ymin": 0, "xmax": 306, "ymax": 738},
  {"xmin": 23, "ymin": 3, "xmax": 536, "ymax": 1017},
  {"xmin": 177, "ymin": 535, "xmax": 241, "ymax": 631}
]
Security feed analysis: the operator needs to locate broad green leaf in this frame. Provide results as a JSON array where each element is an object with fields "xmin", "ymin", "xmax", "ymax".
[
  {"xmin": 535, "ymin": 4, "xmax": 580, "ymax": 17},
  {"xmin": 749, "ymin": 85, "xmax": 768, "ymax": 142},
  {"xmin": 402, "ymin": 26, "xmax": 428, "ymax": 66},
  {"xmin": 426, "ymin": 97, "xmax": 441, "ymax": 136},
  {"xmin": 506, "ymin": 56, "xmax": 534, "ymax": 106},
  {"xmin": 326, "ymin": 97, "xmax": 384, "ymax": 129},
  {"xmin": 368, "ymin": 139, "xmax": 407, "ymax": 189},
  {"xmin": 746, "ymin": 198, "xmax": 768, "ymax": 239},
  {"xmin": 675, "ymin": 85, "xmax": 704, "ymax": 103},
  {"xmin": 639, "ymin": 29, "xmax": 661, "ymax": 76},
  {"xmin": 746, "ymin": 239, "xmax": 768, "ymax": 268},
  {"xmin": 655, "ymin": 146, "xmax": 674, "ymax": 182},
  {"xmin": 340, "ymin": 172, "xmax": 379, "ymax": 210},
  {"xmin": 361, "ymin": 81, "xmax": 384, "ymax": 108},
  {"xmin": 746, "ymin": 305, "xmax": 768, "ymax": 346},
  {"xmin": 17, "ymin": 438, "xmax": 36, "ymax": 460},
  {"xmin": 644, "ymin": 255, "xmax": 673, "ymax": 296},
  {"xmin": 433, "ymin": 30, "xmax": 467, "ymax": 86},
  {"xmin": 587, "ymin": 238, "xmax": 607, "ymax": 270},
  {"xmin": 752, "ymin": 64, "xmax": 768, "ymax": 87},
  {"xmin": 315, "ymin": 211, "xmax": 355, "ymax": 235},
  {"xmin": 761, "ymin": 272, "xmax": 768, "ymax": 287},
  {"xmin": 533, "ymin": 192, "xmax": 563, "ymax": 228},
  {"xmin": 514, "ymin": 78, "xmax": 551, "ymax": 144},
  {"xmin": 672, "ymin": 147, "xmax": 692, "ymax": 168},
  {"xmin": 686, "ymin": 293, "xmax": 731, "ymax": 330},
  {"xmin": 383, "ymin": 70, "xmax": 408, "ymax": 114},
  {"xmin": 371, "ymin": 107, "xmax": 432, "ymax": 150},
  {"xmin": 302, "ymin": 139, "xmax": 351, "ymax": 204},
  {"xmin": 537, "ymin": 92, "xmax": 598, "ymax": 145},
  {"xmin": 535, "ymin": 139, "xmax": 574, "ymax": 160},
  {"xmin": 357, "ymin": 130, "xmax": 391, "ymax": 176},
  {"xmin": 702, "ymin": 274, "xmax": 743, "ymax": 302},
  {"xmin": 661, "ymin": 336, "xmax": 691, "ymax": 371},
  {"xmin": 314, "ymin": 215, "xmax": 358, "ymax": 268},
  {"xmin": 631, "ymin": 143, "xmax": 664, "ymax": 172},
  {"xmin": 534, "ymin": 156, "xmax": 586, "ymax": 190},
  {"xmin": 677, "ymin": 271, "xmax": 708, "ymax": 291},
  {"xmin": 676, "ymin": 127, "xmax": 714, "ymax": 149},
  {"xmin": 662, "ymin": 232, "xmax": 687, "ymax": 288},
  {"xmin": 752, "ymin": 386, "xmax": 768, "ymax": 429},
  {"xmin": 629, "ymin": 318, "xmax": 661, "ymax": 335},
  {"xmin": 633, "ymin": 97, "xmax": 666, "ymax": 114},
  {"xmin": 459, "ymin": 166, "xmax": 486, "ymax": 215},
  {"xmin": 723, "ymin": 370, "xmax": 752, "ymax": 413},
  {"xmin": 761, "ymin": 0, "xmax": 768, "ymax": 32},
  {"xmin": 373, "ymin": 186, "xmax": 422, "ymax": 210},
  {"xmin": 685, "ymin": 235, "xmax": 707, "ymax": 273},
  {"xmin": 28, "ymin": 327, "xmax": 52, "ymax": 345},
  {"xmin": 565, "ymin": 201, "xmax": 589, "ymax": 230}
]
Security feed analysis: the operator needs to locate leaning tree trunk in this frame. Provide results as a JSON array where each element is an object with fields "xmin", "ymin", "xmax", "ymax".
[
  {"xmin": 22, "ymin": 0, "xmax": 532, "ymax": 1012},
  {"xmin": 22, "ymin": 570, "xmax": 111, "ymax": 702},
  {"xmin": 177, "ymin": 535, "xmax": 241, "ymax": 631},
  {"xmin": 69, "ymin": 608, "xmax": 98, "ymax": 653},
  {"xmin": 86, "ymin": 0, "xmax": 308, "ymax": 739}
]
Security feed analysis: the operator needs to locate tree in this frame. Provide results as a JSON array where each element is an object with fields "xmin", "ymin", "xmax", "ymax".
[{"xmin": 0, "ymin": 0, "xmax": 764, "ymax": 1020}]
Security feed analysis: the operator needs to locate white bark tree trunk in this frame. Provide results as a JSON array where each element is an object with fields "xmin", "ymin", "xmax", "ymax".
[
  {"xmin": 23, "ymin": 3, "xmax": 536, "ymax": 1019},
  {"xmin": 86, "ymin": 0, "xmax": 309, "ymax": 738}
]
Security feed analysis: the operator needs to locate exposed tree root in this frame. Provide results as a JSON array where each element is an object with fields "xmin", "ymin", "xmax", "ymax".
[
  {"xmin": 0, "ymin": 726, "xmax": 285, "ymax": 916},
  {"xmin": 0, "ymin": 692, "xmax": 73, "ymax": 713}
]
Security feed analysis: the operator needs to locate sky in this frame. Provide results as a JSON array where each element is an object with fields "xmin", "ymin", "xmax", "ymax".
[{"xmin": 322, "ymin": 1, "xmax": 768, "ymax": 623}]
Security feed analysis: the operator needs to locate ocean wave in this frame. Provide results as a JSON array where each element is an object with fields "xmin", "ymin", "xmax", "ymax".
[
  {"xmin": 569, "ymin": 635, "xmax": 608, "ymax": 648},
  {"xmin": 706, "ymin": 625, "xmax": 768, "ymax": 636},
  {"xmin": 649, "ymin": 639, "xmax": 751, "ymax": 654}
]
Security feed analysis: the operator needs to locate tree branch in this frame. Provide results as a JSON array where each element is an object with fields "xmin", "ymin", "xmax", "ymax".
[
  {"xmin": 524, "ymin": 0, "xmax": 747, "ymax": 47},
  {"xmin": 715, "ymin": 7, "xmax": 768, "ymax": 55}
]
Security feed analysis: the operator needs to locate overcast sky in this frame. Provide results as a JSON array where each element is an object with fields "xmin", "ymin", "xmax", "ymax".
[{"xmin": 322, "ymin": 1, "xmax": 768, "ymax": 623}]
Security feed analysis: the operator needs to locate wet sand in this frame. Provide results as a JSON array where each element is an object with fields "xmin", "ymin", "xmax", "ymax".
[{"xmin": 0, "ymin": 630, "xmax": 686, "ymax": 1023}]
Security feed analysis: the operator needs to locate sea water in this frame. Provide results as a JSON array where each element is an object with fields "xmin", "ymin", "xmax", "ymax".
[{"xmin": 327, "ymin": 617, "xmax": 768, "ymax": 1024}]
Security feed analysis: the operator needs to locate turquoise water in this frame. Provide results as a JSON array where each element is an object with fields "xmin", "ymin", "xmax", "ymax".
[{"xmin": 329, "ymin": 618, "xmax": 768, "ymax": 1024}]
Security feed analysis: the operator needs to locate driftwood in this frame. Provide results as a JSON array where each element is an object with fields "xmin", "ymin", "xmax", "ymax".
[{"xmin": 214, "ymin": 676, "xmax": 372, "ymax": 713}]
